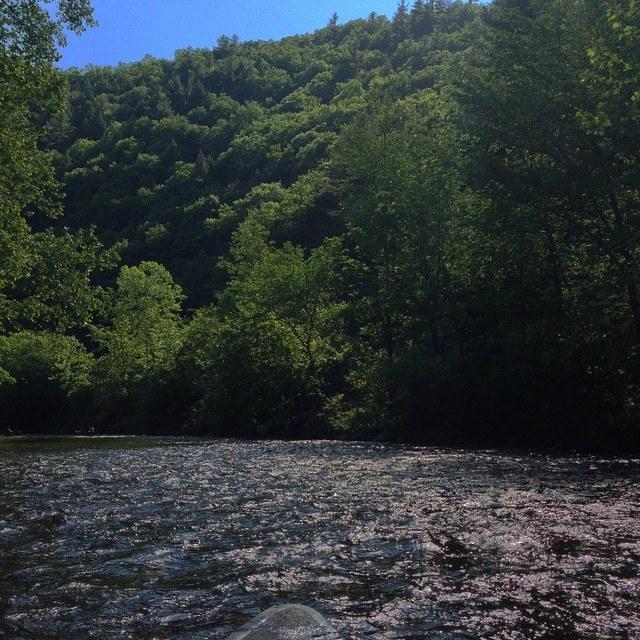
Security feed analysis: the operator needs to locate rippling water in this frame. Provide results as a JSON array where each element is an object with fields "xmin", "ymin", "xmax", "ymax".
[{"xmin": 0, "ymin": 437, "xmax": 639, "ymax": 639}]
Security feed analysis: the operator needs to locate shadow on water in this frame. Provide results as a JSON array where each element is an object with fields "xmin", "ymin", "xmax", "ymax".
[{"xmin": 0, "ymin": 435, "xmax": 195, "ymax": 454}]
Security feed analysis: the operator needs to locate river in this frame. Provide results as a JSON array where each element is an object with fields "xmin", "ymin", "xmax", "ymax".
[{"xmin": 0, "ymin": 437, "xmax": 638, "ymax": 639}]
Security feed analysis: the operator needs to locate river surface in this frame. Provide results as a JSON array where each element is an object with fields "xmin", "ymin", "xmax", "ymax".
[{"xmin": 0, "ymin": 438, "xmax": 639, "ymax": 640}]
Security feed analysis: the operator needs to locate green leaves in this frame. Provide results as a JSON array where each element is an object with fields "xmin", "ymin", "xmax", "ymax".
[
  {"xmin": 2, "ymin": 0, "xmax": 639, "ymax": 444},
  {"xmin": 94, "ymin": 262, "xmax": 184, "ymax": 398},
  {"xmin": 9, "ymin": 228, "xmax": 118, "ymax": 333},
  {"xmin": 0, "ymin": 331, "xmax": 93, "ymax": 392},
  {"xmin": 0, "ymin": 330, "xmax": 94, "ymax": 428},
  {"xmin": 176, "ymin": 227, "xmax": 348, "ymax": 435},
  {"xmin": 580, "ymin": 0, "xmax": 640, "ymax": 159},
  {"xmin": 1, "ymin": 0, "xmax": 97, "ymax": 329}
]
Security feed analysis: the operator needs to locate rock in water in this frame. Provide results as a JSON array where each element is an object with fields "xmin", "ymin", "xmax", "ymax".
[{"xmin": 227, "ymin": 604, "xmax": 342, "ymax": 640}]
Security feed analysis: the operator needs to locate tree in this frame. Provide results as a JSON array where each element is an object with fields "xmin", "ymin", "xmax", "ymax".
[
  {"xmin": 446, "ymin": 0, "xmax": 640, "ymax": 437},
  {"xmin": 180, "ymin": 223, "xmax": 347, "ymax": 436},
  {"xmin": 225, "ymin": 227, "xmax": 345, "ymax": 386},
  {"xmin": 3, "ymin": 0, "xmax": 635, "ymax": 445},
  {"xmin": 332, "ymin": 93, "xmax": 466, "ymax": 432},
  {"xmin": 0, "ymin": 0, "xmax": 96, "ymax": 386},
  {"xmin": 0, "ymin": 330, "xmax": 94, "ymax": 430},
  {"xmin": 393, "ymin": 0, "xmax": 411, "ymax": 43},
  {"xmin": 8, "ymin": 228, "xmax": 118, "ymax": 334},
  {"xmin": 94, "ymin": 262, "xmax": 184, "ymax": 399},
  {"xmin": 578, "ymin": 0, "xmax": 640, "ymax": 340},
  {"xmin": 0, "ymin": 0, "xmax": 96, "ymax": 273},
  {"xmin": 411, "ymin": 0, "xmax": 435, "ymax": 36}
]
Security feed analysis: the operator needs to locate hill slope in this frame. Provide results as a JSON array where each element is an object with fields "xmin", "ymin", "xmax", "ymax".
[{"xmin": 1, "ymin": 0, "xmax": 639, "ymax": 450}]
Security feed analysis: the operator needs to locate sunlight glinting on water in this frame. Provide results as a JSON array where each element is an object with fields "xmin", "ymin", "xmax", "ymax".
[{"xmin": 0, "ymin": 438, "xmax": 639, "ymax": 639}]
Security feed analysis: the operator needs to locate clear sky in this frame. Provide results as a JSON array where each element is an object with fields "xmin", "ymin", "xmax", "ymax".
[{"xmin": 58, "ymin": 0, "xmax": 403, "ymax": 68}]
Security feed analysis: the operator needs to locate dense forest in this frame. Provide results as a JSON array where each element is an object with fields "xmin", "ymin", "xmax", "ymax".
[{"xmin": 1, "ymin": 0, "xmax": 639, "ymax": 450}]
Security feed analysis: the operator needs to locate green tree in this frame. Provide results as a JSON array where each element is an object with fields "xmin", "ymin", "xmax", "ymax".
[
  {"xmin": 4, "ymin": 0, "xmax": 635, "ymax": 446},
  {"xmin": 578, "ymin": 0, "xmax": 640, "ymax": 340},
  {"xmin": 94, "ymin": 261, "xmax": 184, "ymax": 399},
  {"xmin": 393, "ymin": 0, "xmax": 411, "ymax": 43},
  {"xmin": 225, "ymin": 227, "xmax": 346, "ymax": 386},
  {"xmin": 332, "ymin": 93, "xmax": 466, "ymax": 432},
  {"xmin": 446, "ymin": 0, "xmax": 640, "ymax": 438},
  {"xmin": 0, "ymin": 330, "xmax": 93, "ymax": 430},
  {"xmin": 181, "ymin": 224, "xmax": 347, "ymax": 436},
  {"xmin": 9, "ymin": 228, "xmax": 118, "ymax": 333},
  {"xmin": 0, "ymin": 0, "xmax": 96, "ymax": 284},
  {"xmin": 1, "ymin": 0, "xmax": 95, "ymax": 385}
]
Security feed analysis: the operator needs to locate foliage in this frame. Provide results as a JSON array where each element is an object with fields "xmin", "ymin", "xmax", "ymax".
[
  {"xmin": 94, "ymin": 261, "xmax": 184, "ymax": 396},
  {"xmin": 88, "ymin": 261, "xmax": 184, "ymax": 431},
  {"xmin": 0, "ymin": 330, "xmax": 93, "ymax": 429},
  {"xmin": 180, "ymin": 231, "xmax": 347, "ymax": 435},
  {"xmin": 0, "ymin": 0, "xmax": 97, "ymax": 288},
  {"xmin": 8, "ymin": 228, "xmax": 119, "ymax": 333},
  {"xmin": 2, "ymin": 0, "xmax": 640, "ymax": 449}
]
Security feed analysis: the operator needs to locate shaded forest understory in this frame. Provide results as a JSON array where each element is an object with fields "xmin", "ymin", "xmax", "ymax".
[{"xmin": 2, "ymin": 0, "xmax": 640, "ymax": 451}]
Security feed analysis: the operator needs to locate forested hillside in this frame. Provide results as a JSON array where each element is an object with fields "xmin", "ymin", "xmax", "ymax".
[{"xmin": 2, "ymin": 0, "xmax": 640, "ymax": 450}]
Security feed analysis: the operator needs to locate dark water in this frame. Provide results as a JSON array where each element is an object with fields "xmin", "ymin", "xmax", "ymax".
[{"xmin": 1, "ymin": 438, "xmax": 639, "ymax": 640}]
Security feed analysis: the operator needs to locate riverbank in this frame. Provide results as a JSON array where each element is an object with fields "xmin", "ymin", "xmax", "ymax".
[{"xmin": 2, "ymin": 421, "xmax": 639, "ymax": 455}]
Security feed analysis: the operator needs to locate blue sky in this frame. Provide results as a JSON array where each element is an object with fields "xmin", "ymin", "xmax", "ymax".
[{"xmin": 59, "ymin": 0, "xmax": 404, "ymax": 68}]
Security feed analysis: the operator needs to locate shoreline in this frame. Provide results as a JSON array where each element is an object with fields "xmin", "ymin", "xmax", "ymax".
[{"xmin": 2, "ymin": 429, "xmax": 639, "ymax": 457}]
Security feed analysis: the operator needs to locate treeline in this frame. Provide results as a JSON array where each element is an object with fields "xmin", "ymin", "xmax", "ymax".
[{"xmin": 1, "ymin": 0, "xmax": 639, "ymax": 450}]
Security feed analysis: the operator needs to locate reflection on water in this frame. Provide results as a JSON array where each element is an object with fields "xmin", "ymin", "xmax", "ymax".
[{"xmin": 0, "ymin": 437, "xmax": 639, "ymax": 639}]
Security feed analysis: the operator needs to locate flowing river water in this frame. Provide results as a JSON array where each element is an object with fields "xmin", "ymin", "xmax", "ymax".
[{"xmin": 0, "ymin": 437, "xmax": 639, "ymax": 639}]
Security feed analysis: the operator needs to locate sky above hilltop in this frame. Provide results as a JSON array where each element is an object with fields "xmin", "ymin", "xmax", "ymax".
[{"xmin": 58, "ymin": 0, "xmax": 405, "ymax": 68}]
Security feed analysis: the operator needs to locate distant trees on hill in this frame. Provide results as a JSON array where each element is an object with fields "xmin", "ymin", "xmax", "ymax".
[{"xmin": 1, "ymin": 0, "xmax": 639, "ymax": 451}]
